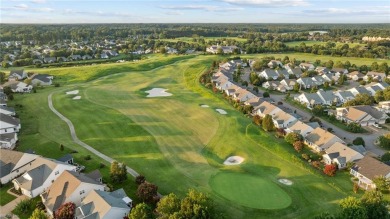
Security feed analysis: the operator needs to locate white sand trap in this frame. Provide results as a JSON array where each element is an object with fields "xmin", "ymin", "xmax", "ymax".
[
  {"xmin": 278, "ymin": 179, "xmax": 293, "ymax": 186},
  {"xmin": 216, "ymin": 109, "xmax": 227, "ymax": 114},
  {"xmin": 223, "ymin": 156, "xmax": 244, "ymax": 165},
  {"xmin": 73, "ymin": 96, "xmax": 81, "ymax": 100},
  {"xmin": 66, "ymin": 90, "xmax": 79, "ymax": 95},
  {"xmin": 200, "ymin": 104, "xmax": 209, "ymax": 108},
  {"xmin": 145, "ymin": 88, "xmax": 172, "ymax": 97}
]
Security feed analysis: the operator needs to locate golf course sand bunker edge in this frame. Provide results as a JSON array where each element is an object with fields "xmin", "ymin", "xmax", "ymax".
[
  {"xmin": 66, "ymin": 90, "xmax": 79, "ymax": 95},
  {"xmin": 216, "ymin": 109, "xmax": 227, "ymax": 114},
  {"xmin": 278, "ymin": 178, "xmax": 293, "ymax": 186},
  {"xmin": 73, "ymin": 96, "xmax": 81, "ymax": 100},
  {"xmin": 223, "ymin": 156, "xmax": 244, "ymax": 165},
  {"xmin": 145, "ymin": 88, "xmax": 172, "ymax": 97}
]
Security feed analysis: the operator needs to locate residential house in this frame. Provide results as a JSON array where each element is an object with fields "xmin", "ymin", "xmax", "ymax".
[
  {"xmin": 244, "ymin": 97, "xmax": 262, "ymax": 107},
  {"xmin": 321, "ymin": 73, "xmax": 334, "ymax": 82},
  {"xmin": 347, "ymin": 71, "xmax": 364, "ymax": 81},
  {"xmin": 12, "ymin": 157, "xmax": 77, "ymax": 198},
  {"xmin": 165, "ymin": 47, "xmax": 178, "ymax": 54},
  {"xmin": 100, "ymin": 53, "xmax": 109, "ymax": 59},
  {"xmin": 294, "ymin": 93, "xmax": 323, "ymax": 108},
  {"xmin": 31, "ymin": 74, "xmax": 53, "ymax": 86},
  {"xmin": 57, "ymin": 154, "xmax": 74, "ymax": 165},
  {"xmin": 351, "ymin": 156, "xmax": 390, "ymax": 190},
  {"xmin": 74, "ymin": 189, "xmax": 132, "ymax": 219},
  {"xmin": 254, "ymin": 101, "xmax": 281, "ymax": 118},
  {"xmin": 348, "ymin": 87, "xmax": 371, "ymax": 97},
  {"xmin": 280, "ymin": 79, "xmax": 296, "ymax": 91},
  {"xmin": 304, "ymin": 127, "xmax": 345, "ymax": 152},
  {"xmin": 276, "ymin": 69, "xmax": 289, "ymax": 79},
  {"xmin": 296, "ymin": 77, "xmax": 316, "ymax": 89},
  {"xmin": 10, "ymin": 82, "xmax": 33, "ymax": 93},
  {"xmin": 312, "ymin": 76, "xmax": 325, "ymax": 86},
  {"xmin": 315, "ymin": 66, "xmax": 329, "ymax": 75},
  {"xmin": 82, "ymin": 55, "xmax": 93, "ymax": 60},
  {"xmin": 299, "ymin": 63, "xmax": 315, "ymax": 71},
  {"xmin": 33, "ymin": 59, "xmax": 43, "ymax": 64},
  {"xmin": 317, "ymin": 90, "xmax": 338, "ymax": 106},
  {"xmin": 232, "ymin": 89, "xmax": 256, "ymax": 102},
  {"xmin": 0, "ymin": 133, "xmax": 18, "ymax": 149},
  {"xmin": 0, "ymin": 99, "xmax": 7, "ymax": 107},
  {"xmin": 0, "ymin": 92, "xmax": 8, "ymax": 101},
  {"xmin": 70, "ymin": 55, "xmax": 82, "ymax": 60},
  {"xmin": 41, "ymin": 170, "xmax": 105, "ymax": 216},
  {"xmin": 0, "ymin": 106, "xmax": 16, "ymax": 116},
  {"xmin": 288, "ymin": 67, "xmax": 303, "ymax": 78},
  {"xmin": 272, "ymin": 111, "xmax": 297, "ymax": 129},
  {"xmin": 365, "ymin": 84, "xmax": 383, "ymax": 96},
  {"xmin": 258, "ymin": 69, "xmax": 279, "ymax": 80},
  {"xmin": 225, "ymin": 84, "xmax": 241, "ymax": 96},
  {"xmin": 364, "ymin": 71, "xmax": 386, "ymax": 82},
  {"xmin": 9, "ymin": 70, "xmax": 27, "ymax": 81},
  {"xmin": 262, "ymin": 81, "xmax": 280, "ymax": 90},
  {"xmin": 0, "ymin": 149, "xmax": 38, "ymax": 184},
  {"xmin": 334, "ymin": 91, "xmax": 355, "ymax": 104},
  {"xmin": 350, "ymin": 145, "xmax": 367, "ymax": 156},
  {"xmin": 285, "ymin": 120, "xmax": 314, "ymax": 137},
  {"xmin": 215, "ymin": 78, "xmax": 233, "ymax": 91},
  {"xmin": 377, "ymin": 101, "xmax": 390, "ymax": 113},
  {"xmin": 335, "ymin": 105, "xmax": 388, "ymax": 126},
  {"xmin": 206, "ymin": 45, "xmax": 239, "ymax": 54},
  {"xmin": 43, "ymin": 57, "xmax": 56, "ymax": 63},
  {"xmin": 323, "ymin": 142, "xmax": 364, "ymax": 169},
  {"xmin": 0, "ymin": 113, "xmax": 21, "ymax": 134},
  {"xmin": 267, "ymin": 60, "xmax": 283, "ymax": 68},
  {"xmin": 57, "ymin": 57, "xmax": 68, "ymax": 62},
  {"xmin": 331, "ymin": 68, "xmax": 348, "ymax": 75}
]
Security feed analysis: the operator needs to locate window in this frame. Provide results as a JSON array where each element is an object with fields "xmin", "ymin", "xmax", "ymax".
[{"xmin": 79, "ymin": 190, "xmax": 85, "ymax": 195}]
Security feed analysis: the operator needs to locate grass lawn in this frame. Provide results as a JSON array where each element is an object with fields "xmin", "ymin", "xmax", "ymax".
[
  {"xmin": 285, "ymin": 40, "xmax": 365, "ymax": 48},
  {"xmin": 210, "ymin": 172, "xmax": 292, "ymax": 210},
  {"xmin": 0, "ymin": 183, "xmax": 17, "ymax": 206},
  {"xmin": 10, "ymin": 55, "xmax": 361, "ymax": 218}
]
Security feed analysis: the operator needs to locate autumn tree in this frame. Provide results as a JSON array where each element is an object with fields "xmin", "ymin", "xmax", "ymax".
[
  {"xmin": 323, "ymin": 164, "xmax": 337, "ymax": 176},
  {"xmin": 361, "ymin": 190, "xmax": 389, "ymax": 219},
  {"xmin": 372, "ymin": 176, "xmax": 390, "ymax": 192},
  {"xmin": 129, "ymin": 203, "xmax": 151, "ymax": 219},
  {"xmin": 137, "ymin": 182, "xmax": 159, "ymax": 204},
  {"xmin": 339, "ymin": 196, "xmax": 367, "ymax": 219},
  {"xmin": 285, "ymin": 132, "xmax": 303, "ymax": 145},
  {"xmin": 253, "ymin": 115, "xmax": 262, "ymax": 126},
  {"xmin": 293, "ymin": 141, "xmax": 304, "ymax": 152},
  {"xmin": 110, "ymin": 161, "xmax": 127, "ymax": 183},
  {"xmin": 179, "ymin": 189, "xmax": 214, "ymax": 219},
  {"xmin": 55, "ymin": 202, "xmax": 76, "ymax": 219},
  {"xmin": 135, "ymin": 175, "xmax": 146, "ymax": 185},
  {"xmin": 262, "ymin": 114, "xmax": 274, "ymax": 132},
  {"xmin": 156, "ymin": 193, "xmax": 181, "ymax": 218},
  {"xmin": 29, "ymin": 209, "xmax": 48, "ymax": 219}
]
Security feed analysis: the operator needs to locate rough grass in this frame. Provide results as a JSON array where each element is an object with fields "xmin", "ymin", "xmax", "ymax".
[{"xmin": 285, "ymin": 40, "xmax": 365, "ymax": 47}]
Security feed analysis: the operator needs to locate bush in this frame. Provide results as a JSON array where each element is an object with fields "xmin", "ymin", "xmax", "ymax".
[
  {"xmin": 14, "ymin": 199, "xmax": 34, "ymax": 215},
  {"xmin": 381, "ymin": 152, "xmax": 390, "ymax": 162},
  {"xmin": 293, "ymin": 141, "xmax": 303, "ymax": 152},
  {"xmin": 353, "ymin": 137, "xmax": 365, "ymax": 146},
  {"xmin": 302, "ymin": 153, "xmax": 310, "ymax": 160},
  {"xmin": 54, "ymin": 83, "xmax": 60, "ymax": 87},
  {"xmin": 263, "ymin": 92, "xmax": 270, "ymax": 98},
  {"xmin": 84, "ymin": 155, "xmax": 91, "ymax": 160},
  {"xmin": 135, "ymin": 175, "xmax": 146, "ymax": 185},
  {"xmin": 99, "ymin": 162, "xmax": 105, "ymax": 168},
  {"xmin": 378, "ymin": 134, "xmax": 390, "ymax": 149},
  {"xmin": 324, "ymin": 164, "xmax": 337, "ymax": 176},
  {"xmin": 347, "ymin": 122, "xmax": 364, "ymax": 133},
  {"xmin": 285, "ymin": 132, "xmax": 303, "ymax": 145},
  {"xmin": 312, "ymin": 161, "xmax": 321, "ymax": 169}
]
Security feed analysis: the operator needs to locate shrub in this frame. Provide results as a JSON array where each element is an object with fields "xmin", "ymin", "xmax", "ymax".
[
  {"xmin": 59, "ymin": 144, "xmax": 64, "ymax": 151},
  {"xmin": 14, "ymin": 199, "xmax": 34, "ymax": 215},
  {"xmin": 293, "ymin": 141, "xmax": 303, "ymax": 152},
  {"xmin": 352, "ymin": 137, "xmax": 365, "ymax": 146},
  {"xmin": 55, "ymin": 202, "xmax": 76, "ymax": 219},
  {"xmin": 312, "ymin": 161, "xmax": 321, "ymax": 169},
  {"xmin": 99, "ymin": 162, "xmax": 105, "ymax": 168},
  {"xmin": 381, "ymin": 152, "xmax": 390, "ymax": 162},
  {"xmin": 285, "ymin": 132, "xmax": 303, "ymax": 145},
  {"xmin": 135, "ymin": 175, "xmax": 146, "ymax": 185},
  {"xmin": 54, "ymin": 83, "xmax": 60, "ymax": 87},
  {"xmin": 324, "ymin": 164, "xmax": 337, "ymax": 176},
  {"xmin": 263, "ymin": 92, "xmax": 270, "ymax": 98},
  {"xmin": 353, "ymin": 183, "xmax": 359, "ymax": 194},
  {"xmin": 84, "ymin": 155, "xmax": 91, "ymax": 160},
  {"xmin": 302, "ymin": 153, "xmax": 310, "ymax": 160}
]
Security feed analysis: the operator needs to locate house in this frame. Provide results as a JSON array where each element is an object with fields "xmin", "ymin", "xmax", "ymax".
[
  {"xmin": 12, "ymin": 157, "xmax": 77, "ymax": 198},
  {"xmin": 0, "ymin": 99, "xmax": 7, "ymax": 107},
  {"xmin": 272, "ymin": 111, "xmax": 297, "ymax": 128},
  {"xmin": 0, "ymin": 106, "xmax": 16, "ymax": 116},
  {"xmin": 294, "ymin": 93, "xmax": 323, "ymax": 108},
  {"xmin": 276, "ymin": 84, "xmax": 287, "ymax": 93},
  {"xmin": 262, "ymin": 81, "xmax": 280, "ymax": 90},
  {"xmin": 364, "ymin": 71, "xmax": 386, "ymax": 82},
  {"xmin": 100, "ymin": 53, "xmax": 109, "ymax": 59},
  {"xmin": 321, "ymin": 73, "xmax": 334, "ymax": 82},
  {"xmin": 82, "ymin": 55, "xmax": 93, "ymax": 60},
  {"xmin": 0, "ymin": 92, "xmax": 8, "ymax": 101},
  {"xmin": 244, "ymin": 97, "xmax": 262, "ymax": 107},
  {"xmin": 0, "ymin": 149, "xmax": 38, "ymax": 184},
  {"xmin": 350, "ymin": 145, "xmax": 367, "ymax": 156},
  {"xmin": 254, "ymin": 101, "xmax": 281, "ymax": 117},
  {"xmin": 335, "ymin": 105, "xmax": 388, "ymax": 126},
  {"xmin": 166, "ymin": 47, "xmax": 178, "ymax": 54},
  {"xmin": 267, "ymin": 60, "xmax": 283, "ymax": 68},
  {"xmin": 10, "ymin": 82, "xmax": 33, "ymax": 93},
  {"xmin": 331, "ymin": 68, "xmax": 348, "ymax": 75},
  {"xmin": 285, "ymin": 120, "xmax": 314, "ymax": 137},
  {"xmin": 323, "ymin": 142, "xmax": 364, "ymax": 169},
  {"xmin": 57, "ymin": 154, "xmax": 74, "ymax": 165},
  {"xmin": 304, "ymin": 127, "xmax": 345, "ymax": 152},
  {"xmin": 215, "ymin": 78, "xmax": 233, "ymax": 91},
  {"xmin": 296, "ymin": 77, "xmax": 316, "ymax": 89},
  {"xmin": 348, "ymin": 87, "xmax": 371, "ymax": 97},
  {"xmin": 0, "ymin": 133, "xmax": 18, "ymax": 149},
  {"xmin": 31, "ymin": 74, "xmax": 53, "ymax": 86},
  {"xmin": 206, "ymin": 45, "xmax": 239, "ymax": 54},
  {"xmin": 232, "ymin": 89, "xmax": 256, "ymax": 102},
  {"xmin": 43, "ymin": 57, "xmax": 56, "ymax": 63},
  {"xmin": 288, "ymin": 67, "xmax": 303, "ymax": 78},
  {"xmin": 299, "ymin": 63, "xmax": 315, "ymax": 71},
  {"xmin": 365, "ymin": 84, "xmax": 383, "ymax": 96},
  {"xmin": 312, "ymin": 76, "xmax": 325, "ymax": 86},
  {"xmin": 9, "ymin": 70, "xmax": 27, "ymax": 81},
  {"xmin": 70, "ymin": 55, "xmax": 82, "ymax": 60},
  {"xmin": 276, "ymin": 69, "xmax": 289, "ymax": 79},
  {"xmin": 317, "ymin": 90, "xmax": 338, "ymax": 106},
  {"xmin": 377, "ymin": 101, "xmax": 390, "ymax": 113},
  {"xmin": 347, "ymin": 71, "xmax": 364, "ymax": 81},
  {"xmin": 225, "ymin": 84, "xmax": 241, "ymax": 96},
  {"xmin": 258, "ymin": 69, "xmax": 279, "ymax": 80},
  {"xmin": 351, "ymin": 156, "xmax": 390, "ymax": 190},
  {"xmin": 41, "ymin": 170, "xmax": 105, "ymax": 216},
  {"xmin": 334, "ymin": 91, "xmax": 355, "ymax": 104},
  {"xmin": 0, "ymin": 113, "xmax": 21, "ymax": 134},
  {"xmin": 57, "ymin": 57, "xmax": 68, "ymax": 62},
  {"xmin": 280, "ymin": 79, "xmax": 296, "ymax": 91},
  {"xmin": 74, "ymin": 189, "xmax": 132, "ymax": 219},
  {"xmin": 315, "ymin": 66, "xmax": 330, "ymax": 75}
]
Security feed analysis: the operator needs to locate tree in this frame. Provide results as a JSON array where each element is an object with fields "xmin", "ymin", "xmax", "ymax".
[
  {"xmin": 312, "ymin": 105, "xmax": 324, "ymax": 116},
  {"xmin": 375, "ymin": 90, "xmax": 385, "ymax": 102},
  {"xmin": 372, "ymin": 176, "xmax": 390, "ymax": 192},
  {"xmin": 325, "ymin": 60, "xmax": 334, "ymax": 69},
  {"xmin": 137, "ymin": 182, "xmax": 158, "ymax": 204},
  {"xmin": 262, "ymin": 114, "xmax": 274, "ymax": 132},
  {"xmin": 347, "ymin": 122, "xmax": 363, "ymax": 133},
  {"xmin": 323, "ymin": 81, "xmax": 329, "ymax": 88},
  {"xmin": 29, "ymin": 209, "xmax": 48, "ymax": 219},
  {"xmin": 353, "ymin": 137, "xmax": 365, "ymax": 146},
  {"xmin": 371, "ymin": 62, "xmax": 379, "ymax": 71},
  {"xmin": 0, "ymin": 72, "xmax": 5, "ymax": 83},
  {"xmin": 323, "ymin": 164, "xmax": 337, "ymax": 176},
  {"xmin": 179, "ymin": 189, "xmax": 214, "ymax": 219},
  {"xmin": 253, "ymin": 115, "xmax": 262, "ymax": 126},
  {"xmin": 156, "ymin": 193, "xmax": 181, "ymax": 218},
  {"xmin": 293, "ymin": 141, "xmax": 303, "ymax": 152},
  {"xmin": 55, "ymin": 202, "xmax": 76, "ymax": 219},
  {"xmin": 339, "ymin": 196, "xmax": 367, "ymax": 219},
  {"xmin": 135, "ymin": 175, "xmax": 146, "ymax": 185},
  {"xmin": 1, "ymin": 61, "xmax": 10, "ymax": 68},
  {"xmin": 361, "ymin": 190, "xmax": 389, "ymax": 219},
  {"xmin": 129, "ymin": 203, "xmax": 151, "ymax": 219},
  {"xmin": 110, "ymin": 161, "xmax": 127, "ymax": 183},
  {"xmin": 263, "ymin": 92, "xmax": 270, "ymax": 98},
  {"xmin": 293, "ymin": 83, "xmax": 300, "ymax": 92},
  {"xmin": 285, "ymin": 132, "xmax": 303, "ymax": 145},
  {"xmin": 381, "ymin": 152, "xmax": 390, "ymax": 162}
]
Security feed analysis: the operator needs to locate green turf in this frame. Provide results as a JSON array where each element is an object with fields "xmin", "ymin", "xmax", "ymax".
[
  {"xmin": 210, "ymin": 172, "xmax": 292, "ymax": 209},
  {"xmin": 160, "ymin": 36, "xmax": 247, "ymax": 43},
  {"xmin": 0, "ymin": 183, "xmax": 17, "ymax": 206},
  {"xmin": 285, "ymin": 40, "xmax": 365, "ymax": 47}
]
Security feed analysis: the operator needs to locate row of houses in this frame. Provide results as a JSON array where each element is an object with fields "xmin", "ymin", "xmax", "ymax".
[
  {"xmin": 0, "ymin": 86, "xmax": 20, "ymax": 149},
  {"xmin": 1, "ymin": 149, "xmax": 132, "ymax": 218},
  {"xmin": 212, "ymin": 59, "xmax": 390, "ymax": 190},
  {"xmin": 8, "ymin": 69, "xmax": 53, "ymax": 86}
]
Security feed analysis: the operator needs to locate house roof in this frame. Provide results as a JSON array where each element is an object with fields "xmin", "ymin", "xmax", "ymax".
[
  {"xmin": 290, "ymin": 67, "xmax": 303, "ymax": 76},
  {"xmin": 56, "ymin": 154, "xmax": 73, "ymax": 163},
  {"xmin": 336, "ymin": 91, "xmax": 354, "ymax": 100},
  {"xmin": 42, "ymin": 170, "xmax": 104, "ymax": 213},
  {"xmin": 331, "ymin": 68, "xmax": 347, "ymax": 73},
  {"xmin": 261, "ymin": 69, "xmax": 278, "ymax": 78},
  {"xmin": 0, "ymin": 113, "xmax": 20, "ymax": 126},
  {"xmin": 31, "ymin": 74, "xmax": 51, "ymax": 83},
  {"xmin": 256, "ymin": 101, "xmax": 279, "ymax": 115},
  {"xmin": 325, "ymin": 142, "xmax": 363, "ymax": 163},
  {"xmin": 340, "ymin": 105, "xmax": 387, "ymax": 121},
  {"xmin": 273, "ymin": 111, "xmax": 295, "ymax": 124},
  {"xmin": 0, "ymin": 106, "xmax": 15, "ymax": 113},
  {"xmin": 353, "ymin": 156, "xmax": 390, "ymax": 180},
  {"xmin": 10, "ymin": 70, "xmax": 24, "ymax": 76},
  {"xmin": 85, "ymin": 170, "xmax": 102, "ymax": 182},
  {"xmin": 305, "ymin": 127, "xmax": 342, "ymax": 148},
  {"xmin": 350, "ymin": 145, "xmax": 367, "ymax": 155},
  {"xmin": 0, "ymin": 149, "xmax": 25, "ymax": 177},
  {"xmin": 0, "ymin": 133, "xmax": 16, "ymax": 143},
  {"xmin": 286, "ymin": 120, "xmax": 312, "ymax": 134},
  {"xmin": 317, "ymin": 90, "xmax": 336, "ymax": 102}
]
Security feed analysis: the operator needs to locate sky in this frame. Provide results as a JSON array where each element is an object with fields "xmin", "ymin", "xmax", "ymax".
[{"xmin": 0, "ymin": 0, "xmax": 389, "ymax": 23}]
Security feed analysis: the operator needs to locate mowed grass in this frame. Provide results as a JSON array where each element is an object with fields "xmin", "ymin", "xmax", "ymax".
[
  {"xmin": 0, "ymin": 183, "xmax": 17, "ymax": 206},
  {"xmin": 48, "ymin": 56, "xmax": 356, "ymax": 218},
  {"xmin": 210, "ymin": 172, "xmax": 292, "ymax": 210},
  {"xmin": 285, "ymin": 40, "xmax": 365, "ymax": 47}
]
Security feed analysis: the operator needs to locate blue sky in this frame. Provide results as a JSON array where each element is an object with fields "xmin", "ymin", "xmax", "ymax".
[{"xmin": 1, "ymin": 0, "xmax": 389, "ymax": 23}]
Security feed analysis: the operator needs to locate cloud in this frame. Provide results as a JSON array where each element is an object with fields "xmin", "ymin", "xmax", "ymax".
[
  {"xmin": 30, "ymin": 0, "xmax": 46, "ymax": 3},
  {"xmin": 219, "ymin": 0, "xmax": 309, "ymax": 7},
  {"xmin": 160, "ymin": 5, "xmax": 243, "ymax": 12},
  {"xmin": 303, "ymin": 8, "xmax": 389, "ymax": 16},
  {"xmin": 62, "ymin": 9, "xmax": 135, "ymax": 18},
  {"xmin": 164, "ymin": 11, "xmax": 184, "ymax": 16},
  {"xmin": 14, "ymin": 4, "xmax": 29, "ymax": 9}
]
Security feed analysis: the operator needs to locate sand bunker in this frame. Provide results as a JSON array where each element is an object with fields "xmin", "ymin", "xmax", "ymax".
[
  {"xmin": 278, "ymin": 179, "xmax": 293, "ymax": 186},
  {"xmin": 223, "ymin": 156, "xmax": 244, "ymax": 165},
  {"xmin": 73, "ymin": 96, "xmax": 81, "ymax": 100},
  {"xmin": 200, "ymin": 104, "xmax": 209, "ymax": 108},
  {"xmin": 66, "ymin": 90, "xmax": 79, "ymax": 95},
  {"xmin": 216, "ymin": 109, "xmax": 227, "ymax": 114},
  {"xmin": 145, "ymin": 88, "xmax": 172, "ymax": 97}
]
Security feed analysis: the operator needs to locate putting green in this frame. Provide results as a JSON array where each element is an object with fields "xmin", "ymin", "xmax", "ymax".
[{"xmin": 210, "ymin": 172, "xmax": 292, "ymax": 210}]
